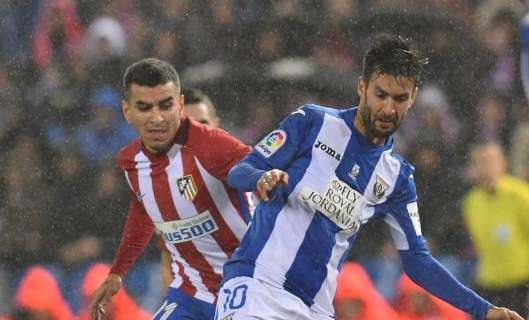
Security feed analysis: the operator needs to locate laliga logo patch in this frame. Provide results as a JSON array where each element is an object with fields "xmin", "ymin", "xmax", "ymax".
[{"xmin": 255, "ymin": 130, "xmax": 287, "ymax": 158}]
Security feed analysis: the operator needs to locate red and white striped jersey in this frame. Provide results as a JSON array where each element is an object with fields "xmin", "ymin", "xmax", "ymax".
[{"xmin": 110, "ymin": 117, "xmax": 251, "ymax": 303}]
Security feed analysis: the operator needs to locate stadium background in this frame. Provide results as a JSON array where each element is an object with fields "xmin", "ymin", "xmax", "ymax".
[{"xmin": 0, "ymin": 0, "xmax": 528, "ymax": 316}]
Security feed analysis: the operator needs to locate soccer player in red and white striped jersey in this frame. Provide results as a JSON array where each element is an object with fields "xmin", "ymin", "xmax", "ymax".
[{"xmin": 89, "ymin": 58, "xmax": 251, "ymax": 320}]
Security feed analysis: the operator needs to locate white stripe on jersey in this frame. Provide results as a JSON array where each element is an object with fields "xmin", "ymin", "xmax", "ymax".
[
  {"xmin": 254, "ymin": 114, "xmax": 351, "ymax": 285},
  {"xmin": 363, "ymin": 149, "xmax": 401, "ymax": 205},
  {"xmin": 311, "ymin": 231, "xmax": 351, "ymax": 317},
  {"xmin": 384, "ymin": 213, "xmax": 409, "ymax": 250},
  {"xmin": 135, "ymin": 151, "xmax": 163, "ymax": 221},
  {"xmin": 195, "ymin": 158, "xmax": 248, "ymax": 241}
]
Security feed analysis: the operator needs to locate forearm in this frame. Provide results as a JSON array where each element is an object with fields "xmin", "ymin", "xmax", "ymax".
[
  {"xmin": 400, "ymin": 250, "xmax": 491, "ymax": 319},
  {"xmin": 227, "ymin": 161, "xmax": 266, "ymax": 192},
  {"xmin": 110, "ymin": 205, "xmax": 154, "ymax": 276}
]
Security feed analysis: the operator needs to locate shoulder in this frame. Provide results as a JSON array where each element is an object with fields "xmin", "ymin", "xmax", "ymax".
[
  {"xmin": 300, "ymin": 103, "xmax": 343, "ymax": 119},
  {"xmin": 117, "ymin": 139, "xmax": 141, "ymax": 169},
  {"xmin": 390, "ymin": 152, "xmax": 416, "ymax": 181},
  {"xmin": 187, "ymin": 119, "xmax": 243, "ymax": 146},
  {"xmin": 502, "ymin": 175, "xmax": 529, "ymax": 199},
  {"xmin": 284, "ymin": 104, "xmax": 344, "ymax": 129},
  {"xmin": 186, "ymin": 118, "xmax": 249, "ymax": 156}
]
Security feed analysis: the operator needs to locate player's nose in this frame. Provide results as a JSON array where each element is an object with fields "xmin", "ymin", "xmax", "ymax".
[{"xmin": 150, "ymin": 107, "xmax": 164, "ymax": 123}]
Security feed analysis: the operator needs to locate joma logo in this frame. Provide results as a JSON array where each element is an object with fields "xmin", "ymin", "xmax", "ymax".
[{"xmin": 315, "ymin": 140, "xmax": 341, "ymax": 161}]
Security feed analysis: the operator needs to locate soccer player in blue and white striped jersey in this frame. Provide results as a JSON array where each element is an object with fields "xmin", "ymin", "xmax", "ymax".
[{"xmin": 215, "ymin": 34, "xmax": 523, "ymax": 320}]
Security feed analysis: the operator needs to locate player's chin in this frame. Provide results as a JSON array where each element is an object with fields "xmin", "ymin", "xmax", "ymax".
[
  {"xmin": 373, "ymin": 126, "xmax": 394, "ymax": 138},
  {"xmin": 145, "ymin": 140, "xmax": 172, "ymax": 153}
]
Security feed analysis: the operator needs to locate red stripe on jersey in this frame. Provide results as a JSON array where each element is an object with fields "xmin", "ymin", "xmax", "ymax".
[
  {"xmin": 181, "ymin": 148, "xmax": 240, "ymax": 258},
  {"xmin": 147, "ymin": 152, "xmax": 219, "ymax": 296}
]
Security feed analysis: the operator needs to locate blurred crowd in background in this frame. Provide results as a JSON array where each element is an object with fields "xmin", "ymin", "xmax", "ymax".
[{"xmin": 1, "ymin": 0, "xmax": 529, "ymax": 317}]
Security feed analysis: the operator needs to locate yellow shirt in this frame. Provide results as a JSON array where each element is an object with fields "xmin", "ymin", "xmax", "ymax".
[{"xmin": 463, "ymin": 175, "xmax": 529, "ymax": 289}]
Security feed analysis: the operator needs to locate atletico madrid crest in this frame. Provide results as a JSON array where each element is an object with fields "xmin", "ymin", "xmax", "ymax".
[{"xmin": 176, "ymin": 175, "xmax": 198, "ymax": 201}]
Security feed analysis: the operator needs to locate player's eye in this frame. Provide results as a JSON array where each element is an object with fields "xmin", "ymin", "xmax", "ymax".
[
  {"xmin": 136, "ymin": 103, "xmax": 151, "ymax": 111},
  {"xmin": 159, "ymin": 101, "xmax": 173, "ymax": 110}
]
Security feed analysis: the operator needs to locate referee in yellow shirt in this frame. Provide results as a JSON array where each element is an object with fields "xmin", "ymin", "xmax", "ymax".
[{"xmin": 463, "ymin": 141, "xmax": 529, "ymax": 318}]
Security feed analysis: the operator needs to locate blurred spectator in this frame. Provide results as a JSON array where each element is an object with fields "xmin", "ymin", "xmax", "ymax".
[
  {"xmin": 334, "ymin": 262, "xmax": 400, "ymax": 320},
  {"xmin": 482, "ymin": 8, "xmax": 521, "ymax": 98},
  {"xmin": 77, "ymin": 263, "xmax": 150, "ymax": 320},
  {"xmin": 75, "ymin": 85, "xmax": 136, "ymax": 165},
  {"xmin": 0, "ymin": 136, "xmax": 52, "ymax": 268},
  {"xmin": 13, "ymin": 266, "xmax": 73, "ymax": 320},
  {"xmin": 509, "ymin": 107, "xmax": 529, "ymax": 181},
  {"xmin": 394, "ymin": 274, "xmax": 470, "ymax": 320},
  {"xmin": 0, "ymin": 64, "xmax": 22, "ymax": 142},
  {"xmin": 475, "ymin": 94, "xmax": 508, "ymax": 144},
  {"xmin": 463, "ymin": 142, "xmax": 529, "ymax": 318},
  {"xmin": 83, "ymin": 15, "xmax": 126, "ymax": 63},
  {"xmin": 32, "ymin": 0, "xmax": 83, "ymax": 70},
  {"xmin": 398, "ymin": 85, "xmax": 460, "ymax": 152}
]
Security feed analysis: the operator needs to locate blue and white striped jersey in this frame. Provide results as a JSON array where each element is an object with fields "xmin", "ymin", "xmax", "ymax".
[{"xmin": 225, "ymin": 104, "xmax": 490, "ymax": 319}]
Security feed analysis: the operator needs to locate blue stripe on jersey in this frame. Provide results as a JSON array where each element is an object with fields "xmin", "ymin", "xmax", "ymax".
[
  {"xmin": 236, "ymin": 191, "xmax": 252, "ymax": 224},
  {"xmin": 284, "ymin": 213, "xmax": 339, "ymax": 306}
]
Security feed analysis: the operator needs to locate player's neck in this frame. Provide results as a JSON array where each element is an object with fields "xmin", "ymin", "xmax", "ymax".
[{"xmin": 353, "ymin": 114, "xmax": 386, "ymax": 145}]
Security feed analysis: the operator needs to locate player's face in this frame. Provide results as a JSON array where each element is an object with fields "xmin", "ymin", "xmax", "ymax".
[
  {"xmin": 184, "ymin": 102, "xmax": 219, "ymax": 128},
  {"xmin": 122, "ymin": 82, "xmax": 184, "ymax": 154},
  {"xmin": 357, "ymin": 73, "xmax": 417, "ymax": 143}
]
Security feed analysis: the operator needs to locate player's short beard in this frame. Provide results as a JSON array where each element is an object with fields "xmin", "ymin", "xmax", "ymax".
[{"xmin": 360, "ymin": 94, "xmax": 401, "ymax": 139}]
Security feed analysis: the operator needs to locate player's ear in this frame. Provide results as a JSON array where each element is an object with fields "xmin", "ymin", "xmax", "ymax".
[
  {"xmin": 409, "ymin": 86, "xmax": 419, "ymax": 108},
  {"xmin": 122, "ymin": 100, "xmax": 132, "ymax": 123},
  {"xmin": 179, "ymin": 94, "xmax": 184, "ymax": 111},
  {"xmin": 357, "ymin": 77, "xmax": 367, "ymax": 97}
]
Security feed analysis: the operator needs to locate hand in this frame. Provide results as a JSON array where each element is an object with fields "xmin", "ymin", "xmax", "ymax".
[
  {"xmin": 485, "ymin": 306, "xmax": 524, "ymax": 320},
  {"xmin": 256, "ymin": 169, "xmax": 289, "ymax": 201},
  {"xmin": 89, "ymin": 274, "xmax": 122, "ymax": 320}
]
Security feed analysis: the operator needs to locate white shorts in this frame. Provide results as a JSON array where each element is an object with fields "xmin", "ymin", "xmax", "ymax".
[{"xmin": 215, "ymin": 276, "xmax": 332, "ymax": 320}]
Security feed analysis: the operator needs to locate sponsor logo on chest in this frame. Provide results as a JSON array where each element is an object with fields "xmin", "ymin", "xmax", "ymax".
[
  {"xmin": 155, "ymin": 210, "xmax": 219, "ymax": 243},
  {"xmin": 314, "ymin": 140, "xmax": 341, "ymax": 161},
  {"xmin": 300, "ymin": 176, "xmax": 364, "ymax": 231}
]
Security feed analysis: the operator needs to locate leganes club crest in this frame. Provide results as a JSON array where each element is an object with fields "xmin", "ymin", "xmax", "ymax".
[{"xmin": 373, "ymin": 175, "xmax": 389, "ymax": 200}]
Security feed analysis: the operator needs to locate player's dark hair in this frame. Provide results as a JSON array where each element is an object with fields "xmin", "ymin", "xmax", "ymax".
[
  {"xmin": 183, "ymin": 88, "xmax": 217, "ymax": 118},
  {"xmin": 362, "ymin": 34, "xmax": 428, "ymax": 87},
  {"xmin": 122, "ymin": 58, "xmax": 180, "ymax": 100}
]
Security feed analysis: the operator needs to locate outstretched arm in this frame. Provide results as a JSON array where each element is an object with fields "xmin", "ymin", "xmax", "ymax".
[
  {"xmin": 386, "ymin": 174, "xmax": 523, "ymax": 320},
  {"xmin": 399, "ymin": 249, "xmax": 490, "ymax": 319}
]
